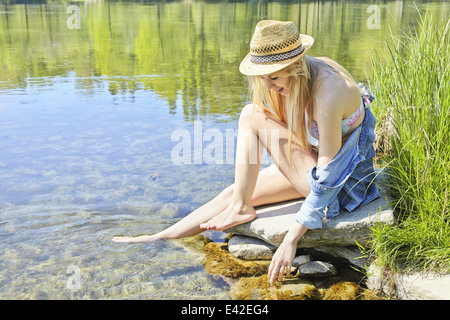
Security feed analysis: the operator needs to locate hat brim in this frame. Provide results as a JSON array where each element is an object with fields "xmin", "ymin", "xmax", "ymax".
[{"xmin": 239, "ymin": 34, "xmax": 314, "ymax": 76}]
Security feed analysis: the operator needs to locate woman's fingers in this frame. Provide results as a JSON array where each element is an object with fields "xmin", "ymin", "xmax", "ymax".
[
  {"xmin": 269, "ymin": 268, "xmax": 278, "ymax": 285},
  {"xmin": 268, "ymin": 261, "xmax": 278, "ymax": 285},
  {"xmin": 285, "ymin": 263, "xmax": 292, "ymax": 277},
  {"xmin": 268, "ymin": 223, "xmax": 307, "ymax": 285},
  {"xmin": 277, "ymin": 266, "xmax": 284, "ymax": 282},
  {"xmin": 269, "ymin": 265, "xmax": 284, "ymax": 285},
  {"xmin": 268, "ymin": 261, "xmax": 292, "ymax": 285},
  {"xmin": 268, "ymin": 241, "xmax": 297, "ymax": 285}
]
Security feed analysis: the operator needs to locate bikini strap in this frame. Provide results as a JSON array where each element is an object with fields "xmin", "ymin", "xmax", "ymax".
[{"xmin": 358, "ymin": 83, "xmax": 375, "ymax": 108}]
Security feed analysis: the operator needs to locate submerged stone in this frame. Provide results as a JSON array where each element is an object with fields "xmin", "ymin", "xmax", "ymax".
[
  {"xmin": 298, "ymin": 261, "xmax": 337, "ymax": 277},
  {"xmin": 321, "ymin": 282, "xmax": 360, "ymax": 300},
  {"xmin": 229, "ymin": 275, "xmax": 318, "ymax": 300},
  {"xmin": 201, "ymin": 241, "xmax": 270, "ymax": 279}
]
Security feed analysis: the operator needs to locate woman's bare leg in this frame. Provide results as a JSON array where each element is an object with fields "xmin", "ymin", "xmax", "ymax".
[
  {"xmin": 113, "ymin": 110, "xmax": 263, "ymax": 243},
  {"xmin": 112, "ymin": 165, "xmax": 304, "ymax": 243},
  {"xmin": 200, "ymin": 106, "xmax": 264, "ymax": 230},
  {"xmin": 112, "ymin": 186, "xmax": 232, "ymax": 243},
  {"xmin": 199, "ymin": 104, "xmax": 318, "ymax": 231},
  {"xmin": 112, "ymin": 104, "xmax": 318, "ymax": 242}
]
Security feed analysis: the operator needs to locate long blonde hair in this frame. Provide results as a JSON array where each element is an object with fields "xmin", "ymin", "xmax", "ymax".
[{"xmin": 248, "ymin": 55, "xmax": 356, "ymax": 163}]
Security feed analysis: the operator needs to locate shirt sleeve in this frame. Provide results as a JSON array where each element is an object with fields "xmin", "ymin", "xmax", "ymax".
[
  {"xmin": 295, "ymin": 128, "xmax": 363, "ymax": 229},
  {"xmin": 295, "ymin": 166, "xmax": 344, "ymax": 229}
]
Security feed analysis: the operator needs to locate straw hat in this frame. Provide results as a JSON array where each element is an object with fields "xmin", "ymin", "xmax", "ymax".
[{"xmin": 239, "ymin": 20, "xmax": 314, "ymax": 76}]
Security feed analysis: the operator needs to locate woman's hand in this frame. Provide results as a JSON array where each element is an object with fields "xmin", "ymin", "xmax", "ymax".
[
  {"xmin": 267, "ymin": 222, "xmax": 308, "ymax": 285},
  {"xmin": 268, "ymin": 238, "xmax": 297, "ymax": 284}
]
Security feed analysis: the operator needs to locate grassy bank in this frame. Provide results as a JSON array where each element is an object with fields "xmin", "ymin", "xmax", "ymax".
[{"xmin": 368, "ymin": 6, "xmax": 450, "ymax": 274}]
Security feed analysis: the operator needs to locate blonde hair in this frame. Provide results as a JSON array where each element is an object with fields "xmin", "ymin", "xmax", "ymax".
[{"xmin": 247, "ymin": 55, "xmax": 356, "ymax": 163}]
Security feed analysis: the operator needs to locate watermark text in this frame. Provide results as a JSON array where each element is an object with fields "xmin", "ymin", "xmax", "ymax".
[
  {"xmin": 171, "ymin": 121, "xmax": 279, "ymax": 166},
  {"xmin": 67, "ymin": 5, "xmax": 81, "ymax": 30}
]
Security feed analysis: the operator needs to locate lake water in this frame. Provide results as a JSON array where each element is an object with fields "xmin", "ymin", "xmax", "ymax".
[{"xmin": 0, "ymin": 0, "xmax": 448, "ymax": 299}]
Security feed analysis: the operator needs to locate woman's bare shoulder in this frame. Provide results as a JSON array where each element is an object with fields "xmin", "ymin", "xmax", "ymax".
[{"xmin": 314, "ymin": 74, "xmax": 360, "ymax": 116}]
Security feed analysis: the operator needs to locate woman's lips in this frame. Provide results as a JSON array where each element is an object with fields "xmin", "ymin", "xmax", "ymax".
[{"xmin": 277, "ymin": 88, "xmax": 284, "ymax": 94}]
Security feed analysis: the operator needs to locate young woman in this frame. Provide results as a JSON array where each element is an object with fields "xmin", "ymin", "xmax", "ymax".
[{"xmin": 112, "ymin": 20, "xmax": 379, "ymax": 285}]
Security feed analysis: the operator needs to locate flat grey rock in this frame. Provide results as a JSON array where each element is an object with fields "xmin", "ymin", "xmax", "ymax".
[
  {"xmin": 226, "ymin": 196, "xmax": 394, "ymax": 248},
  {"xmin": 227, "ymin": 235, "xmax": 275, "ymax": 260}
]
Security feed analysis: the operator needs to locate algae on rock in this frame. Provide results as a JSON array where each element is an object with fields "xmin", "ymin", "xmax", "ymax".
[{"xmin": 201, "ymin": 241, "xmax": 270, "ymax": 278}]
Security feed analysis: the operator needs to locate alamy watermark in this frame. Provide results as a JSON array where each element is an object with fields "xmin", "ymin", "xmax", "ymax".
[
  {"xmin": 171, "ymin": 121, "xmax": 279, "ymax": 166},
  {"xmin": 65, "ymin": 4, "xmax": 381, "ymax": 31},
  {"xmin": 66, "ymin": 265, "xmax": 81, "ymax": 290},
  {"xmin": 67, "ymin": 5, "xmax": 81, "ymax": 30},
  {"xmin": 366, "ymin": 5, "xmax": 381, "ymax": 29}
]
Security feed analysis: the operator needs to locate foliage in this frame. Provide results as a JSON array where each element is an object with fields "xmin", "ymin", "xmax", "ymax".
[{"xmin": 369, "ymin": 5, "xmax": 450, "ymax": 273}]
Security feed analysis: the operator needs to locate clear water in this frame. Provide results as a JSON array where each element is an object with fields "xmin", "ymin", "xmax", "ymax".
[
  {"xmin": 0, "ymin": 74, "xmax": 236, "ymax": 299},
  {"xmin": 0, "ymin": 0, "xmax": 448, "ymax": 299}
]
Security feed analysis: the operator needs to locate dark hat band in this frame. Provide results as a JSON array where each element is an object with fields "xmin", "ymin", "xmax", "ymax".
[{"xmin": 250, "ymin": 45, "xmax": 304, "ymax": 64}]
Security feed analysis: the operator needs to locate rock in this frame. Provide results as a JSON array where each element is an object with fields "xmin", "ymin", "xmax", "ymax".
[
  {"xmin": 228, "ymin": 236, "xmax": 312, "ymax": 266},
  {"xmin": 228, "ymin": 276, "xmax": 273, "ymax": 300},
  {"xmin": 226, "ymin": 196, "xmax": 393, "ymax": 248},
  {"xmin": 312, "ymin": 245, "xmax": 367, "ymax": 269},
  {"xmin": 228, "ymin": 235, "xmax": 276, "ymax": 260},
  {"xmin": 292, "ymin": 255, "xmax": 311, "ymax": 268},
  {"xmin": 229, "ymin": 275, "xmax": 317, "ymax": 300},
  {"xmin": 367, "ymin": 262, "xmax": 450, "ymax": 300},
  {"xmin": 321, "ymin": 282, "xmax": 361, "ymax": 300},
  {"xmin": 278, "ymin": 277, "xmax": 317, "ymax": 298},
  {"xmin": 201, "ymin": 241, "xmax": 270, "ymax": 279},
  {"xmin": 299, "ymin": 261, "xmax": 337, "ymax": 277},
  {"xmin": 158, "ymin": 203, "xmax": 179, "ymax": 218},
  {"xmin": 365, "ymin": 263, "xmax": 394, "ymax": 296},
  {"xmin": 32, "ymin": 290, "xmax": 49, "ymax": 300}
]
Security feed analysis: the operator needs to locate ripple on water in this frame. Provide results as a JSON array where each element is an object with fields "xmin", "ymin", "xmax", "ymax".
[{"xmin": 0, "ymin": 205, "xmax": 231, "ymax": 299}]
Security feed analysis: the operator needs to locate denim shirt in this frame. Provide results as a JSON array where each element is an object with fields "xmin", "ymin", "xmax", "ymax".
[{"xmin": 295, "ymin": 98, "xmax": 380, "ymax": 229}]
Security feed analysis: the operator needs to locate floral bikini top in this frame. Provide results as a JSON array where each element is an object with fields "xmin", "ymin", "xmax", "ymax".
[{"xmin": 306, "ymin": 83, "xmax": 374, "ymax": 147}]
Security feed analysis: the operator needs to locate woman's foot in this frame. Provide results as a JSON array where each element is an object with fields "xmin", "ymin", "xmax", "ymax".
[
  {"xmin": 112, "ymin": 234, "xmax": 160, "ymax": 243},
  {"xmin": 200, "ymin": 204, "xmax": 256, "ymax": 231}
]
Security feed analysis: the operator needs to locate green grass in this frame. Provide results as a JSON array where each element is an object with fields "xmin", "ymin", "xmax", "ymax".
[{"xmin": 368, "ymin": 5, "xmax": 450, "ymax": 274}]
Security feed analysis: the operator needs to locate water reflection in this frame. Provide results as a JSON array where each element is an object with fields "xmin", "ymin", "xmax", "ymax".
[{"xmin": 2, "ymin": 1, "xmax": 448, "ymax": 121}]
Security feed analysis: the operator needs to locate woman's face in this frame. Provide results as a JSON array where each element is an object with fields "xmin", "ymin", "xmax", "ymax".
[{"xmin": 260, "ymin": 68, "xmax": 293, "ymax": 96}]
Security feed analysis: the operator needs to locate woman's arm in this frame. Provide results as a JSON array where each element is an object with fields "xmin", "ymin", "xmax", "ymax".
[
  {"xmin": 268, "ymin": 79, "xmax": 360, "ymax": 284},
  {"xmin": 314, "ymin": 92, "xmax": 343, "ymax": 167}
]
